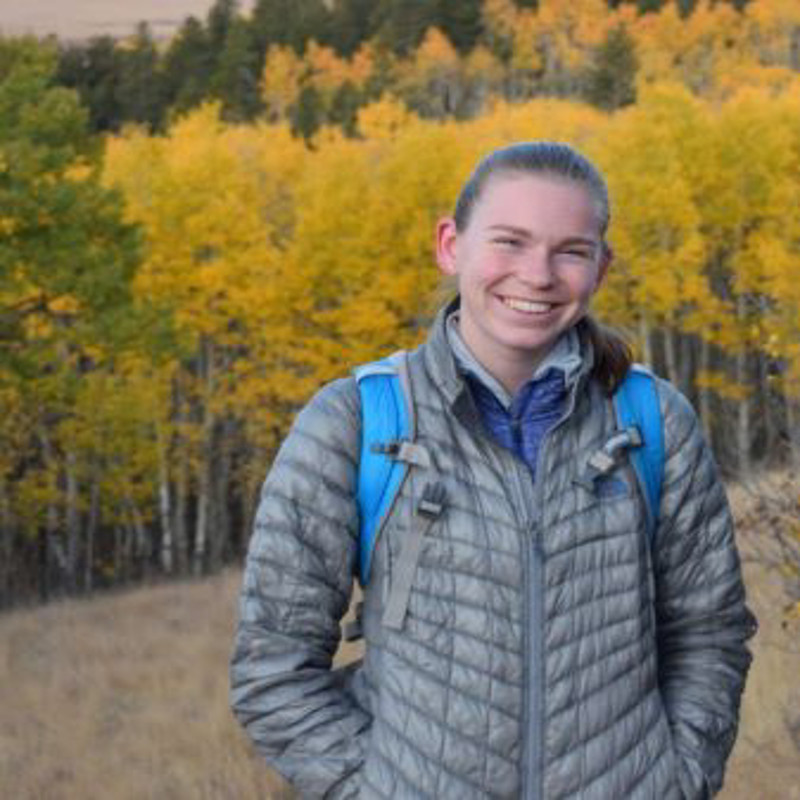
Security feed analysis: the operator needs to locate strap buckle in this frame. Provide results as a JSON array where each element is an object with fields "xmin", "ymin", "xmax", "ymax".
[{"xmin": 574, "ymin": 426, "xmax": 642, "ymax": 493}]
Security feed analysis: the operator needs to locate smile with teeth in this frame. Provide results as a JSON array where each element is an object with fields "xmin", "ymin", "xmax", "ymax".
[{"xmin": 500, "ymin": 296, "xmax": 554, "ymax": 314}]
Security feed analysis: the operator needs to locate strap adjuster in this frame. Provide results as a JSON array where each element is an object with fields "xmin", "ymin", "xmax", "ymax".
[{"xmin": 574, "ymin": 426, "xmax": 642, "ymax": 494}]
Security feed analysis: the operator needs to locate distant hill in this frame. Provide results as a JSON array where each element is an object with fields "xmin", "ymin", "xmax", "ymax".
[{"xmin": 0, "ymin": 0, "xmax": 256, "ymax": 42}]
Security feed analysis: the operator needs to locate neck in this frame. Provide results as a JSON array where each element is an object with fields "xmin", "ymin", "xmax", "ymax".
[{"xmin": 458, "ymin": 320, "xmax": 547, "ymax": 396}]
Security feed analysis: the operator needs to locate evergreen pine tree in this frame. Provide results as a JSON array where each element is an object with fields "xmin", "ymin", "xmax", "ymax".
[
  {"xmin": 161, "ymin": 17, "xmax": 215, "ymax": 114},
  {"xmin": 372, "ymin": 0, "xmax": 440, "ymax": 55},
  {"xmin": 584, "ymin": 23, "xmax": 638, "ymax": 111},
  {"xmin": 56, "ymin": 36, "xmax": 124, "ymax": 132},
  {"xmin": 440, "ymin": 0, "xmax": 484, "ymax": 54},
  {"xmin": 329, "ymin": 81, "xmax": 362, "ymax": 135},
  {"xmin": 251, "ymin": 0, "xmax": 331, "ymax": 56},
  {"xmin": 0, "ymin": 37, "xmax": 140, "ymax": 370},
  {"xmin": 328, "ymin": 0, "xmax": 379, "ymax": 56},
  {"xmin": 115, "ymin": 23, "xmax": 165, "ymax": 131},
  {"xmin": 207, "ymin": 0, "xmax": 240, "ymax": 53},
  {"xmin": 636, "ymin": 0, "xmax": 665, "ymax": 12},
  {"xmin": 210, "ymin": 18, "xmax": 264, "ymax": 120},
  {"xmin": 291, "ymin": 84, "xmax": 324, "ymax": 140}
]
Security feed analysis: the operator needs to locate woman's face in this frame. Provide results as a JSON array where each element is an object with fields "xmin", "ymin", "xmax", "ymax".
[{"xmin": 436, "ymin": 172, "xmax": 610, "ymax": 374}]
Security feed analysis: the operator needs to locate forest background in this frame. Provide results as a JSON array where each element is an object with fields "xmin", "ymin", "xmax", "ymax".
[
  {"xmin": 2, "ymin": 0, "xmax": 799, "ymax": 605},
  {"xmin": 1, "ymin": 0, "xmax": 800, "ymax": 797}
]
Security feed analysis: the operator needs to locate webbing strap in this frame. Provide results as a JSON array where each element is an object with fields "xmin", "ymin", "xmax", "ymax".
[
  {"xmin": 355, "ymin": 353, "xmax": 412, "ymax": 585},
  {"xmin": 382, "ymin": 514, "xmax": 436, "ymax": 629},
  {"xmin": 612, "ymin": 366, "xmax": 664, "ymax": 543},
  {"xmin": 382, "ymin": 482, "xmax": 446, "ymax": 630}
]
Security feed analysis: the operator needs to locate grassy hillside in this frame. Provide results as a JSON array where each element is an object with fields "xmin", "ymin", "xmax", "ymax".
[{"xmin": 1, "ymin": 480, "xmax": 798, "ymax": 799}]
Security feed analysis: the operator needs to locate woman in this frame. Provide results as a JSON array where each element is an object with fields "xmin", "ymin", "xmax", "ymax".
[{"xmin": 231, "ymin": 142, "xmax": 756, "ymax": 799}]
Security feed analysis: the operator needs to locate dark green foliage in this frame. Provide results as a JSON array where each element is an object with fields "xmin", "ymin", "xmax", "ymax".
[
  {"xmin": 584, "ymin": 24, "xmax": 638, "ymax": 112},
  {"xmin": 207, "ymin": 0, "xmax": 240, "ymax": 52},
  {"xmin": 637, "ymin": 0, "xmax": 664, "ymax": 13},
  {"xmin": 327, "ymin": 0, "xmax": 380, "ymax": 56},
  {"xmin": 210, "ymin": 19, "xmax": 264, "ymax": 121},
  {"xmin": 371, "ymin": 0, "xmax": 483, "ymax": 56},
  {"xmin": 161, "ymin": 17, "xmax": 215, "ymax": 114},
  {"xmin": 57, "ymin": 25, "xmax": 166, "ymax": 133},
  {"xmin": 0, "ymin": 38, "xmax": 140, "ymax": 368},
  {"xmin": 606, "ymin": 0, "xmax": 663, "ymax": 10},
  {"xmin": 43, "ymin": 0, "xmax": 758, "ymax": 138},
  {"xmin": 115, "ymin": 23, "xmax": 164, "ymax": 131},
  {"xmin": 251, "ymin": 0, "xmax": 332, "ymax": 55},
  {"xmin": 56, "ymin": 36, "xmax": 125, "ymax": 132},
  {"xmin": 438, "ymin": 0, "xmax": 483, "ymax": 54},
  {"xmin": 291, "ymin": 84, "xmax": 324, "ymax": 140},
  {"xmin": 329, "ymin": 81, "xmax": 362, "ymax": 136},
  {"xmin": 372, "ymin": 0, "xmax": 441, "ymax": 55},
  {"xmin": 673, "ymin": 0, "xmax": 751, "ymax": 15},
  {"xmin": 608, "ymin": 0, "xmax": 749, "ymax": 14},
  {"xmin": 0, "ymin": 39, "xmax": 90, "ymax": 181}
]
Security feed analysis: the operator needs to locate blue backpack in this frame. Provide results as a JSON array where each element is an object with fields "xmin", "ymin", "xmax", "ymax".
[{"xmin": 354, "ymin": 354, "xmax": 664, "ymax": 590}]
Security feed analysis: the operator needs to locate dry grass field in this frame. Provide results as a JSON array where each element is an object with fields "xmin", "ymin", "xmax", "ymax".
[
  {"xmin": 0, "ymin": 570, "xmax": 296, "ymax": 800},
  {"xmin": 1, "ymin": 479, "xmax": 799, "ymax": 799}
]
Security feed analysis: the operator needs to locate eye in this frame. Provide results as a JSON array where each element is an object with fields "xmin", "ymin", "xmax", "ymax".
[
  {"xmin": 558, "ymin": 247, "xmax": 594, "ymax": 261},
  {"xmin": 492, "ymin": 236, "xmax": 524, "ymax": 249}
]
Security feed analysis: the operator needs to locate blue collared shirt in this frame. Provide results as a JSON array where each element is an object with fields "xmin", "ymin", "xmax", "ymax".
[{"xmin": 446, "ymin": 312, "xmax": 583, "ymax": 480}]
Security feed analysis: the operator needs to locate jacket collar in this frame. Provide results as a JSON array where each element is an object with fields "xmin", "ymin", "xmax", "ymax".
[
  {"xmin": 422, "ymin": 296, "xmax": 595, "ymax": 413},
  {"xmin": 446, "ymin": 310, "xmax": 583, "ymax": 411}
]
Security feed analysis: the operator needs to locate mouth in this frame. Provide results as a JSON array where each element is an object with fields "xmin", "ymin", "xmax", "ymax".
[{"xmin": 500, "ymin": 296, "xmax": 555, "ymax": 314}]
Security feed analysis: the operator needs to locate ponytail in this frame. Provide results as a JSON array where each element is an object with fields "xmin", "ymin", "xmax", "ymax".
[{"xmin": 578, "ymin": 316, "xmax": 633, "ymax": 395}]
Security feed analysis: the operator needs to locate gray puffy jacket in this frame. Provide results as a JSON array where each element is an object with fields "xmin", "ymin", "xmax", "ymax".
[{"xmin": 230, "ymin": 307, "xmax": 755, "ymax": 799}]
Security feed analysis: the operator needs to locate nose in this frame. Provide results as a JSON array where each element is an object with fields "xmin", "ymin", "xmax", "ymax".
[{"xmin": 518, "ymin": 245, "xmax": 555, "ymax": 288}]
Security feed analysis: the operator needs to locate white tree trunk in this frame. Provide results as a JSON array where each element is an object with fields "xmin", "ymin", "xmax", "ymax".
[
  {"xmin": 736, "ymin": 296, "xmax": 751, "ymax": 476},
  {"xmin": 664, "ymin": 327, "xmax": 678, "ymax": 387},
  {"xmin": 193, "ymin": 337, "xmax": 215, "ymax": 577},
  {"xmin": 786, "ymin": 390, "xmax": 800, "ymax": 473},
  {"xmin": 84, "ymin": 474, "xmax": 99, "ymax": 594},
  {"xmin": 0, "ymin": 479, "xmax": 12, "ymax": 607},
  {"xmin": 157, "ymin": 423, "xmax": 173, "ymax": 575},
  {"xmin": 699, "ymin": 336, "xmax": 713, "ymax": 445},
  {"xmin": 639, "ymin": 316, "xmax": 653, "ymax": 369},
  {"xmin": 65, "ymin": 449, "xmax": 80, "ymax": 594}
]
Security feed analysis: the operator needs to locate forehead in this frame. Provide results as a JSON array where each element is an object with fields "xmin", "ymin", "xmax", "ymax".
[{"xmin": 470, "ymin": 173, "xmax": 602, "ymax": 237}]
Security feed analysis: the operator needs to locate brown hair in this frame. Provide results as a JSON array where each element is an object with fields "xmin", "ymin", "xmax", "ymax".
[
  {"xmin": 453, "ymin": 141, "xmax": 610, "ymax": 236},
  {"xmin": 578, "ymin": 316, "xmax": 634, "ymax": 395}
]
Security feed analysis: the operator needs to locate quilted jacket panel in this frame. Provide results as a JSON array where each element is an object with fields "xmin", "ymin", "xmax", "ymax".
[{"xmin": 230, "ymin": 307, "xmax": 755, "ymax": 799}]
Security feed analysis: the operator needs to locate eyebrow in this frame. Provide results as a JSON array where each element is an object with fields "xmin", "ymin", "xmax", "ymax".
[
  {"xmin": 487, "ymin": 224, "xmax": 531, "ymax": 238},
  {"xmin": 487, "ymin": 224, "xmax": 599, "ymax": 249}
]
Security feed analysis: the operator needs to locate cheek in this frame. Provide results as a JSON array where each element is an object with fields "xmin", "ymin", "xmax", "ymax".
[
  {"xmin": 566, "ymin": 267, "xmax": 603, "ymax": 301},
  {"xmin": 462, "ymin": 252, "xmax": 508, "ymax": 286}
]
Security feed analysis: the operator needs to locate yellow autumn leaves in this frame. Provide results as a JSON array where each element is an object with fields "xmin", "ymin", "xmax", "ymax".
[
  {"xmin": 3, "ymin": 0, "xmax": 800, "ymax": 587},
  {"xmin": 103, "ymin": 76, "xmax": 800, "ymax": 430}
]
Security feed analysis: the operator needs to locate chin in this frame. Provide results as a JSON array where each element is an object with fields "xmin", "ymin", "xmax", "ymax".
[{"xmin": 502, "ymin": 338, "xmax": 558, "ymax": 359}]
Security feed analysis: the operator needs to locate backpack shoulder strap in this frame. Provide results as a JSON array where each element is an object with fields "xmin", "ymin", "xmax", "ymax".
[
  {"xmin": 354, "ymin": 352, "xmax": 413, "ymax": 585},
  {"xmin": 612, "ymin": 365, "xmax": 664, "ymax": 545}
]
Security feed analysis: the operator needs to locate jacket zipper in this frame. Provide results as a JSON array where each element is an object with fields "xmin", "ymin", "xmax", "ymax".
[
  {"xmin": 522, "ymin": 524, "xmax": 544, "ymax": 800},
  {"xmin": 521, "ymin": 379, "xmax": 584, "ymax": 800}
]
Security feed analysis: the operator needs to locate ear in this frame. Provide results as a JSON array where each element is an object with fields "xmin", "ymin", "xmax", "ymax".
[{"xmin": 435, "ymin": 218, "xmax": 459, "ymax": 277}]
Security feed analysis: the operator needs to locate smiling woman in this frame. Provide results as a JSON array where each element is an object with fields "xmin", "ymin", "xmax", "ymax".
[
  {"xmin": 436, "ymin": 173, "xmax": 610, "ymax": 395},
  {"xmin": 230, "ymin": 141, "xmax": 756, "ymax": 799}
]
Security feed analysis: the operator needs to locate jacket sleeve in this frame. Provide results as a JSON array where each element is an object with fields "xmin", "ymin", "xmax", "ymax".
[
  {"xmin": 653, "ymin": 383, "xmax": 757, "ymax": 799},
  {"xmin": 230, "ymin": 377, "xmax": 369, "ymax": 799}
]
